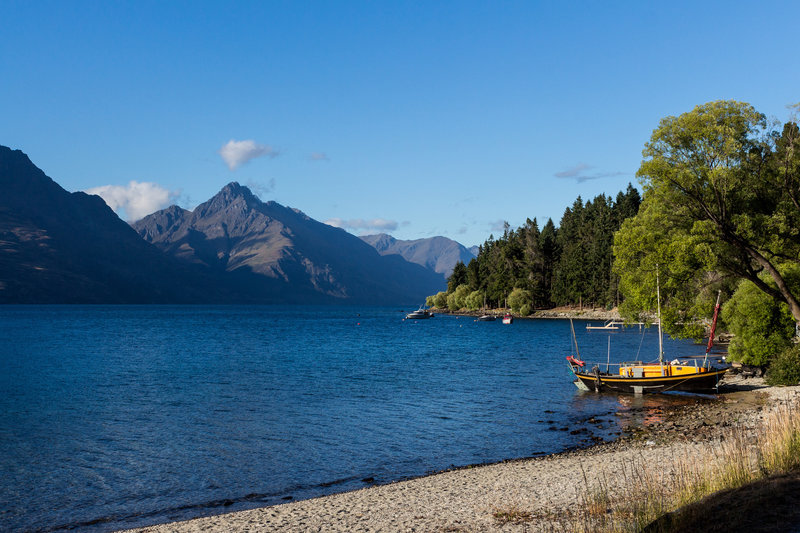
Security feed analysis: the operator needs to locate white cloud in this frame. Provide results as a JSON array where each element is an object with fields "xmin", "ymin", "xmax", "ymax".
[
  {"xmin": 555, "ymin": 163, "xmax": 627, "ymax": 183},
  {"xmin": 310, "ymin": 152, "xmax": 329, "ymax": 161},
  {"xmin": 219, "ymin": 139, "xmax": 278, "ymax": 171},
  {"xmin": 324, "ymin": 217, "xmax": 399, "ymax": 234},
  {"xmin": 246, "ymin": 178, "xmax": 276, "ymax": 199},
  {"xmin": 85, "ymin": 181, "xmax": 179, "ymax": 221},
  {"xmin": 490, "ymin": 219, "xmax": 507, "ymax": 233}
]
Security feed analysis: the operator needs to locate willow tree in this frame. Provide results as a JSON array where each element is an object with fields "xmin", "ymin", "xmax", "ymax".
[{"xmin": 614, "ymin": 100, "xmax": 800, "ymax": 334}]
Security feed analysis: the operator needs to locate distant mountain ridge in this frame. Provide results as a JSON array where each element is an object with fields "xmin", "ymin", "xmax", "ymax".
[
  {"xmin": 0, "ymin": 146, "xmax": 445, "ymax": 304},
  {"xmin": 0, "ymin": 145, "xmax": 230, "ymax": 303},
  {"xmin": 360, "ymin": 233, "xmax": 475, "ymax": 278},
  {"xmin": 134, "ymin": 183, "xmax": 445, "ymax": 304}
]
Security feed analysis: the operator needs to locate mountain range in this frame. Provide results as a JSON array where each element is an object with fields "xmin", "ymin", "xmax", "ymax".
[
  {"xmin": 0, "ymin": 145, "xmax": 228, "ymax": 303},
  {"xmin": 359, "ymin": 233, "xmax": 475, "ymax": 278},
  {"xmin": 133, "ymin": 183, "xmax": 444, "ymax": 304},
  {"xmin": 0, "ymin": 145, "xmax": 454, "ymax": 304}
]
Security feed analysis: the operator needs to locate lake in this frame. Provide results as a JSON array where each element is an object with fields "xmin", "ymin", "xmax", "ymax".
[{"xmin": 0, "ymin": 306, "xmax": 713, "ymax": 532}]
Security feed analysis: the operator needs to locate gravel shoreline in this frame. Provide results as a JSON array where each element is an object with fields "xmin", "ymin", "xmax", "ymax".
[{"xmin": 121, "ymin": 376, "xmax": 798, "ymax": 533}]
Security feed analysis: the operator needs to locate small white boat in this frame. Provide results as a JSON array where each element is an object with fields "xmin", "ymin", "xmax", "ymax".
[
  {"xmin": 405, "ymin": 308, "xmax": 433, "ymax": 319},
  {"xmin": 502, "ymin": 313, "xmax": 513, "ymax": 324},
  {"xmin": 586, "ymin": 320, "xmax": 621, "ymax": 330}
]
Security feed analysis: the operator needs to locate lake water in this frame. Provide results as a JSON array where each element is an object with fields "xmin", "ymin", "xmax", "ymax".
[{"xmin": 0, "ymin": 306, "xmax": 714, "ymax": 532}]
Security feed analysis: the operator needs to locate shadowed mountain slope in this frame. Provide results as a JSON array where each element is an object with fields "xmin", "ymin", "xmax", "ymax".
[
  {"xmin": 134, "ymin": 183, "xmax": 445, "ymax": 304},
  {"xmin": 0, "ymin": 146, "xmax": 232, "ymax": 303},
  {"xmin": 360, "ymin": 233, "xmax": 475, "ymax": 278}
]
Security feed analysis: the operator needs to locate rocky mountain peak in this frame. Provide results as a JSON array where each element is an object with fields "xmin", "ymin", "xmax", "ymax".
[
  {"xmin": 195, "ymin": 182, "xmax": 262, "ymax": 218},
  {"xmin": 361, "ymin": 233, "xmax": 397, "ymax": 253}
]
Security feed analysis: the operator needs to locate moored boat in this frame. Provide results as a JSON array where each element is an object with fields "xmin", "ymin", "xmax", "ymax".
[
  {"xmin": 586, "ymin": 320, "xmax": 620, "ymax": 330},
  {"xmin": 502, "ymin": 313, "xmax": 513, "ymax": 324},
  {"xmin": 568, "ymin": 358, "xmax": 728, "ymax": 394},
  {"xmin": 566, "ymin": 271, "xmax": 728, "ymax": 394},
  {"xmin": 405, "ymin": 307, "xmax": 433, "ymax": 319}
]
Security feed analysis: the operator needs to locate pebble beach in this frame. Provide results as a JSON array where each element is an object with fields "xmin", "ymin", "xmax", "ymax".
[{"xmin": 122, "ymin": 376, "xmax": 799, "ymax": 532}]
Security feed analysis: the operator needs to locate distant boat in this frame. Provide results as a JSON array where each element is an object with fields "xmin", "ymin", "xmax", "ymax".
[
  {"xmin": 477, "ymin": 296, "xmax": 496, "ymax": 321},
  {"xmin": 405, "ymin": 307, "xmax": 433, "ymax": 319},
  {"xmin": 502, "ymin": 313, "xmax": 513, "ymax": 324},
  {"xmin": 586, "ymin": 320, "xmax": 620, "ymax": 330},
  {"xmin": 566, "ymin": 269, "xmax": 729, "ymax": 394}
]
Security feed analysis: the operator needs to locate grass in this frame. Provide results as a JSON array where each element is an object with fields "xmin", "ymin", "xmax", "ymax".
[
  {"xmin": 572, "ymin": 396, "xmax": 800, "ymax": 532},
  {"xmin": 491, "ymin": 504, "xmax": 533, "ymax": 524}
]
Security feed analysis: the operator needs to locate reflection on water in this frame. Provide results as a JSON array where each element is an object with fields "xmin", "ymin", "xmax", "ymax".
[{"xmin": 566, "ymin": 388, "xmax": 718, "ymax": 442}]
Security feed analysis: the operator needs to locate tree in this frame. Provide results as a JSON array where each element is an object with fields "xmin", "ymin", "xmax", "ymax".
[
  {"xmin": 721, "ymin": 276, "xmax": 796, "ymax": 366},
  {"xmin": 538, "ymin": 218, "xmax": 559, "ymax": 306},
  {"xmin": 433, "ymin": 291, "xmax": 447, "ymax": 309},
  {"xmin": 447, "ymin": 261, "xmax": 468, "ymax": 293},
  {"xmin": 465, "ymin": 290, "xmax": 483, "ymax": 310},
  {"xmin": 507, "ymin": 287, "xmax": 531, "ymax": 313},
  {"xmin": 615, "ymin": 100, "xmax": 800, "ymax": 331},
  {"xmin": 447, "ymin": 284, "xmax": 470, "ymax": 310}
]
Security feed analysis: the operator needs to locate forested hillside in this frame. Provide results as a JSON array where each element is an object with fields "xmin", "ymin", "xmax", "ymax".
[{"xmin": 428, "ymin": 184, "xmax": 641, "ymax": 312}]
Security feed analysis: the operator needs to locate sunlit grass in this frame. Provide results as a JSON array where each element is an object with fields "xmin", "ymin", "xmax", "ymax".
[{"xmin": 571, "ymin": 395, "xmax": 800, "ymax": 532}]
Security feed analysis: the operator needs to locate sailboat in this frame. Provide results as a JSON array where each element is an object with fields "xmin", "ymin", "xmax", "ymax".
[
  {"xmin": 477, "ymin": 295, "xmax": 496, "ymax": 321},
  {"xmin": 566, "ymin": 272, "xmax": 729, "ymax": 394}
]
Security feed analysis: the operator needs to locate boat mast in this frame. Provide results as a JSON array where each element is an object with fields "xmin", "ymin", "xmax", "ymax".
[
  {"xmin": 569, "ymin": 319, "xmax": 581, "ymax": 359},
  {"xmin": 656, "ymin": 265, "xmax": 663, "ymax": 364},
  {"xmin": 703, "ymin": 290, "xmax": 722, "ymax": 366}
]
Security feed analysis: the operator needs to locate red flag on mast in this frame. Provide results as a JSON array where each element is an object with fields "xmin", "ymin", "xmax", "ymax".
[{"xmin": 706, "ymin": 291, "xmax": 722, "ymax": 354}]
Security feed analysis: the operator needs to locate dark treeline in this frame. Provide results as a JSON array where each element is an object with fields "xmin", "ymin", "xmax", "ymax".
[{"xmin": 431, "ymin": 184, "xmax": 641, "ymax": 312}]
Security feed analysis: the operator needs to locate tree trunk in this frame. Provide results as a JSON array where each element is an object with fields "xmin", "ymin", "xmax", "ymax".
[{"xmin": 743, "ymin": 244, "xmax": 800, "ymax": 327}]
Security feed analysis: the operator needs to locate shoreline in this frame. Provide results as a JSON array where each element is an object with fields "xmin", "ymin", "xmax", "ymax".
[
  {"xmin": 121, "ymin": 375, "xmax": 795, "ymax": 533},
  {"xmin": 432, "ymin": 306, "xmax": 622, "ymax": 321}
]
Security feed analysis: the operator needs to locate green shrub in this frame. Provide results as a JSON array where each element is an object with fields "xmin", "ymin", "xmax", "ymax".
[
  {"xmin": 432, "ymin": 291, "xmax": 447, "ymax": 309},
  {"xmin": 519, "ymin": 303, "xmax": 531, "ymax": 316},
  {"xmin": 465, "ymin": 290, "xmax": 483, "ymax": 311},
  {"xmin": 766, "ymin": 343, "xmax": 800, "ymax": 386},
  {"xmin": 721, "ymin": 279, "xmax": 796, "ymax": 366},
  {"xmin": 507, "ymin": 287, "xmax": 532, "ymax": 314},
  {"xmin": 446, "ymin": 285, "xmax": 470, "ymax": 310}
]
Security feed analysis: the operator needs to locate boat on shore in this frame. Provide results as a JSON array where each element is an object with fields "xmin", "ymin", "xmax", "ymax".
[
  {"xmin": 568, "ymin": 357, "xmax": 729, "ymax": 393},
  {"xmin": 566, "ymin": 273, "xmax": 728, "ymax": 394}
]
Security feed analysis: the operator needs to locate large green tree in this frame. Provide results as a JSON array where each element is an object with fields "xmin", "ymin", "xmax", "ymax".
[{"xmin": 615, "ymin": 100, "xmax": 800, "ymax": 332}]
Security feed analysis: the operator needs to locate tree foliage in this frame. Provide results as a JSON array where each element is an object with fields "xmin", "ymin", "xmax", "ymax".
[
  {"xmin": 465, "ymin": 289, "xmax": 483, "ymax": 310},
  {"xmin": 446, "ymin": 284, "xmax": 470, "ymax": 310},
  {"xmin": 615, "ymin": 101, "xmax": 800, "ymax": 338},
  {"xmin": 507, "ymin": 287, "xmax": 532, "ymax": 313},
  {"xmin": 433, "ymin": 186, "xmax": 641, "ymax": 310},
  {"xmin": 721, "ymin": 277, "xmax": 796, "ymax": 365},
  {"xmin": 766, "ymin": 343, "xmax": 800, "ymax": 385}
]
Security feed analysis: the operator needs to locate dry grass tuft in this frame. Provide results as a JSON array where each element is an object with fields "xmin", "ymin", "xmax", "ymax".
[
  {"xmin": 491, "ymin": 504, "xmax": 534, "ymax": 524},
  {"xmin": 573, "ymin": 394, "xmax": 800, "ymax": 532}
]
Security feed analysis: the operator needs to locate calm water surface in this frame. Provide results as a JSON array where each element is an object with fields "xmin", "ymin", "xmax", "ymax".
[{"xmin": 0, "ymin": 306, "xmax": 713, "ymax": 532}]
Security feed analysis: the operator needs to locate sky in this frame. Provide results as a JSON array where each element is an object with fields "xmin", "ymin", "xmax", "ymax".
[{"xmin": 2, "ymin": 1, "xmax": 799, "ymax": 247}]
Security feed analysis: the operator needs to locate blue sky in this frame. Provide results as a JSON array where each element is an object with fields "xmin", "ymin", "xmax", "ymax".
[{"xmin": 3, "ymin": 1, "xmax": 799, "ymax": 247}]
